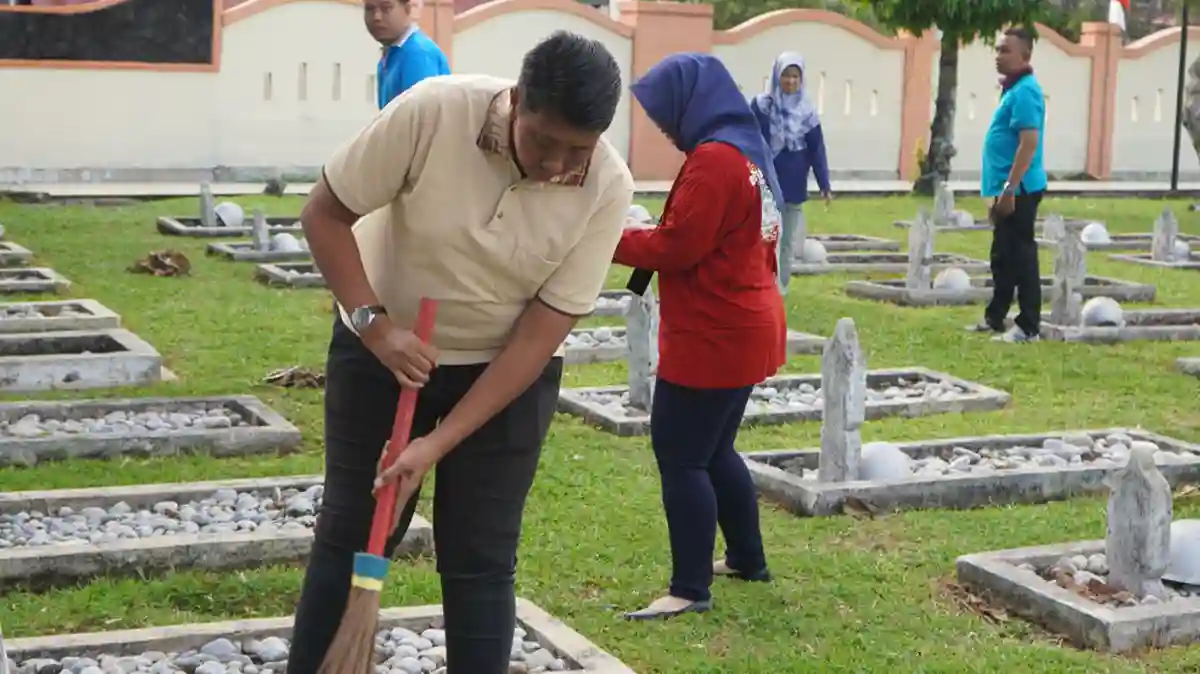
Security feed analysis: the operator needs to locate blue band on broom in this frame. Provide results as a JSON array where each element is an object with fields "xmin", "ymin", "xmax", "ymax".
[{"xmin": 317, "ymin": 297, "xmax": 438, "ymax": 674}]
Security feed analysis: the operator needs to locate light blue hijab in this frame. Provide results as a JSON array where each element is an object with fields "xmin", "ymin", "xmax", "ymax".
[{"xmin": 754, "ymin": 52, "xmax": 820, "ymax": 156}]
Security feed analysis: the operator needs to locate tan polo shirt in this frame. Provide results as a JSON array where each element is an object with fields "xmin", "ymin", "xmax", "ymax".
[{"xmin": 324, "ymin": 74, "xmax": 635, "ymax": 366}]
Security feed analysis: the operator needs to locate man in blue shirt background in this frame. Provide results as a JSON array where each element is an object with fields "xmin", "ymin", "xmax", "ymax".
[
  {"xmin": 365, "ymin": 0, "xmax": 450, "ymax": 109},
  {"xmin": 972, "ymin": 26, "xmax": 1046, "ymax": 344}
]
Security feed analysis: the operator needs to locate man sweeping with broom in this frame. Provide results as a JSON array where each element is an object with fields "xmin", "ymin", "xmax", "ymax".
[{"xmin": 288, "ymin": 31, "xmax": 634, "ymax": 674}]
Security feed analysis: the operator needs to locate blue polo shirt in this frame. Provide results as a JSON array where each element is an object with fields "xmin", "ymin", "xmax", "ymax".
[
  {"xmin": 378, "ymin": 28, "xmax": 450, "ymax": 109},
  {"xmin": 981, "ymin": 74, "xmax": 1047, "ymax": 197}
]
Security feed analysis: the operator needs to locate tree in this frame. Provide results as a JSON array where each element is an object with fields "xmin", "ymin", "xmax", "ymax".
[{"xmin": 854, "ymin": 0, "xmax": 1051, "ymax": 194}]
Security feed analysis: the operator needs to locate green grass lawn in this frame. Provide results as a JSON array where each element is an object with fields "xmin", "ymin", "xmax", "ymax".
[{"xmin": 1, "ymin": 193, "xmax": 1199, "ymax": 672}]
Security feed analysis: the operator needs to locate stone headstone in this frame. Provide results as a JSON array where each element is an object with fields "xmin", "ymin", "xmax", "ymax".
[
  {"xmin": 905, "ymin": 209, "xmax": 935, "ymax": 290},
  {"xmin": 199, "ymin": 182, "xmax": 216, "ymax": 229},
  {"xmin": 818, "ymin": 317, "xmax": 866, "ymax": 483},
  {"xmin": 0, "ymin": 625, "xmax": 8, "ymax": 674},
  {"xmin": 1151, "ymin": 209, "xmax": 1180, "ymax": 262},
  {"xmin": 251, "ymin": 209, "xmax": 270, "ymax": 252},
  {"xmin": 626, "ymin": 286, "xmax": 659, "ymax": 413},
  {"xmin": 1050, "ymin": 221, "xmax": 1086, "ymax": 325},
  {"xmin": 1106, "ymin": 444, "xmax": 1172, "ymax": 600},
  {"xmin": 1041, "ymin": 214, "xmax": 1066, "ymax": 242},
  {"xmin": 933, "ymin": 181, "xmax": 955, "ymax": 227},
  {"xmin": 777, "ymin": 209, "xmax": 794, "ymax": 293}
]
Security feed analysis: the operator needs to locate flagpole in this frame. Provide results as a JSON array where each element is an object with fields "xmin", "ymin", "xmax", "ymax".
[{"xmin": 1171, "ymin": 2, "xmax": 1190, "ymax": 193}]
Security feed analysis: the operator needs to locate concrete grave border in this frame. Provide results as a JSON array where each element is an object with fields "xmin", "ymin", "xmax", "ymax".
[
  {"xmin": 557, "ymin": 366, "xmax": 1012, "ymax": 437},
  {"xmin": 1038, "ymin": 308, "xmax": 1200, "ymax": 343},
  {"xmin": 0, "ymin": 475, "xmax": 432, "ymax": 588},
  {"xmin": 0, "ymin": 395, "xmax": 302, "ymax": 467},
  {"xmin": 1178, "ymin": 357, "xmax": 1200, "ymax": 376},
  {"xmin": 254, "ymin": 262, "xmax": 326, "ymax": 289},
  {"xmin": 0, "ymin": 241, "xmax": 34, "ymax": 268},
  {"xmin": 844, "ymin": 274, "xmax": 1157, "ymax": 307},
  {"xmin": 810, "ymin": 234, "xmax": 900, "ymax": 252},
  {"xmin": 564, "ymin": 327, "xmax": 826, "ymax": 365},
  {"xmin": 5, "ymin": 599, "xmax": 637, "ymax": 673},
  {"xmin": 1108, "ymin": 252, "xmax": 1200, "ymax": 270},
  {"xmin": 0, "ymin": 267, "xmax": 71, "ymax": 294},
  {"xmin": 892, "ymin": 216, "xmax": 993, "ymax": 231},
  {"xmin": 791, "ymin": 253, "xmax": 990, "ymax": 276},
  {"xmin": 590, "ymin": 289, "xmax": 634, "ymax": 318},
  {"xmin": 207, "ymin": 241, "xmax": 312, "ymax": 264},
  {"xmin": 156, "ymin": 216, "xmax": 301, "ymax": 238},
  {"xmin": 957, "ymin": 540, "xmax": 1200, "ymax": 653},
  {"xmin": 0, "ymin": 300, "xmax": 121, "ymax": 334},
  {"xmin": 743, "ymin": 428, "xmax": 1200, "ymax": 517},
  {"xmin": 0, "ymin": 329, "xmax": 162, "ymax": 393},
  {"xmin": 1037, "ymin": 232, "xmax": 1200, "ymax": 252}
]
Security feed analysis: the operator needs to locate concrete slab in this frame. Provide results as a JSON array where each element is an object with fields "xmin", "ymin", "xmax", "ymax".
[
  {"xmin": 253, "ymin": 262, "xmax": 325, "ymax": 289},
  {"xmin": 744, "ymin": 428, "xmax": 1200, "ymax": 517},
  {"xmin": 1037, "ymin": 232, "xmax": 1200, "ymax": 251},
  {"xmin": 0, "ymin": 300, "xmax": 120, "ymax": 334},
  {"xmin": 0, "ymin": 329, "xmax": 161, "ymax": 392},
  {"xmin": 207, "ymin": 241, "xmax": 311, "ymax": 263},
  {"xmin": 811, "ymin": 234, "xmax": 900, "ymax": 252},
  {"xmin": 844, "ymin": 274, "xmax": 1157, "ymax": 306},
  {"xmin": 157, "ymin": 216, "xmax": 301, "ymax": 238},
  {"xmin": 563, "ymin": 327, "xmax": 825, "ymax": 365},
  {"xmin": 1108, "ymin": 252, "xmax": 1200, "ymax": 270},
  {"xmin": 0, "ymin": 395, "xmax": 302, "ymax": 467},
  {"xmin": 0, "ymin": 476, "xmax": 432, "ymax": 588},
  {"xmin": 1176, "ymin": 357, "xmax": 1200, "ymax": 376},
  {"xmin": 893, "ymin": 217, "xmax": 993, "ymax": 232},
  {"xmin": 5, "ymin": 599, "xmax": 637, "ymax": 673},
  {"xmin": 957, "ymin": 540, "xmax": 1200, "ymax": 652},
  {"xmin": 558, "ymin": 366, "xmax": 1011, "ymax": 436},
  {"xmin": 0, "ymin": 267, "xmax": 71, "ymax": 295},
  {"xmin": 792, "ymin": 253, "xmax": 990, "ymax": 276},
  {"xmin": 591, "ymin": 289, "xmax": 633, "ymax": 318},
  {"xmin": 0, "ymin": 242, "xmax": 34, "ymax": 268},
  {"xmin": 1039, "ymin": 309, "xmax": 1200, "ymax": 343}
]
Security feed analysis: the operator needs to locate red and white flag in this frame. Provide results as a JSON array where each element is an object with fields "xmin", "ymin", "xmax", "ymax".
[{"xmin": 1109, "ymin": 0, "xmax": 1130, "ymax": 32}]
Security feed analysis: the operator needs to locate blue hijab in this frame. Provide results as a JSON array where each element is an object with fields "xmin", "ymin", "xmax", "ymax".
[
  {"xmin": 630, "ymin": 53, "xmax": 784, "ymax": 209},
  {"xmin": 755, "ymin": 52, "xmax": 820, "ymax": 156}
]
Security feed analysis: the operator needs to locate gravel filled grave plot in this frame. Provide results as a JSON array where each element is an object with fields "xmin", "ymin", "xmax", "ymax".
[
  {"xmin": 844, "ymin": 274, "xmax": 1157, "ymax": 307},
  {"xmin": 791, "ymin": 253, "xmax": 989, "ymax": 276},
  {"xmin": 0, "ymin": 299, "xmax": 120, "ymax": 334},
  {"xmin": 591, "ymin": 289, "xmax": 632, "ymax": 317},
  {"xmin": 253, "ymin": 262, "xmax": 325, "ymax": 289},
  {"xmin": 0, "ymin": 395, "xmax": 301, "ymax": 467},
  {"xmin": 1179, "ymin": 357, "xmax": 1200, "ymax": 376},
  {"xmin": 157, "ymin": 215, "xmax": 301, "ymax": 238},
  {"xmin": 3, "ymin": 599, "xmax": 637, "ymax": 674},
  {"xmin": 0, "ymin": 476, "xmax": 433, "ymax": 587},
  {"xmin": 0, "ymin": 267, "xmax": 71, "ymax": 294},
  {"xmin": 0, "ymin": 329, "xmax": 162, "ymax": 392},
  {"xmin": 0, "ymin": 241, "xmax": 34, "ymax": 267},
  {"xmin": 957, "ymin": 540, "xmax": 1200, "ymax": 653},
  {"xmin": 207, "ymin": 239, "xmax": 311, "ymax": 264},
  {"xmin": 558, "ymin": 367, "xmax": 1011, "ymax": 436},
  {"xmin": 744, "ymin": 428, "xmax": 1200, "ymax": 516},
  {"xmin": 809, "ymin": 234, "xmax": 900, "ymax": 252},
  {"xmin": 1037, "ymin": 232, "xmax": 1200, "ymax": 251},
  {"xmin": 1109, "ymin": 251, "xmax": 1200, "ymax": 270},
  {"xmin": 1039, "ymin": 308, "xmax": 1200, "ymax": 343},
  {"xmin": 563, "ymin": 327, "xmax": 825, "ymax": 365}
]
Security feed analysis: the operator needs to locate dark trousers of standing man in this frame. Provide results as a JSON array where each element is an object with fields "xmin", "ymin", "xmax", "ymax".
[
  {"xmin": 286, "ymin": 319, "xmax": 562, "ymax": 674},
  {"xmin": 984, "ymin": 189, "xmax": 1044, "ymax": 336}
]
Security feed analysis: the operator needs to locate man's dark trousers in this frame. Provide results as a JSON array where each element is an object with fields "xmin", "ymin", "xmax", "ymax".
[{"xmin": 985, "ymin": 189, "xmax": 1044, "ymax": 336}]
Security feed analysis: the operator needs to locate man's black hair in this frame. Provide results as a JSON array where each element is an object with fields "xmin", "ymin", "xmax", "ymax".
[
  {"xmin": 1004, "ymin": 26, "xmax": 1035, "ymax": 58},
  {"xmin": 517, "ymin": 31, "xmax": 622, "ymax": 133}
]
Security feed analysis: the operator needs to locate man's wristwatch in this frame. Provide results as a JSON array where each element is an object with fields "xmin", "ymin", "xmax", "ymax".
[
  {"xmin": 349, "ymin": 304, "xmax": 387, "ymax": 334},
  {"xmin": 1001, "ymin": 181, "xmax": 1017, "ymax": 197}
]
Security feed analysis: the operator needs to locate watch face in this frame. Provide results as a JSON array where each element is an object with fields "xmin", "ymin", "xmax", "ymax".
[{"xmin": 351, "ymin": 307, "xmax": 371, "ymax": 331}]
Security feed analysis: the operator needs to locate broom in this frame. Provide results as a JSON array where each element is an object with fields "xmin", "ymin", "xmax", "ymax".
[{"xmin": 317, "ymin": 297, "xmax": 438, "ymax": 674}]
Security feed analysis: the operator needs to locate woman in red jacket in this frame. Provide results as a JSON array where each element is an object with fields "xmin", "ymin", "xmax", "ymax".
[{"xmin": 618, "ymin": 53, "xmax": 788, "ymax": 620}]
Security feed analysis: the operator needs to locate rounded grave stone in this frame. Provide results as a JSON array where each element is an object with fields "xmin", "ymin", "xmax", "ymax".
[
  {"xmin": 933, "ymin": 267, "xmax": 971, "ymax": 291},
  {"xmin": 628, "ymin": 204, "xmax": 653, "ymax": 224},
  {"xmin": 214, "ymin": 202, "xmax": 245, "ymax": 228},
  {"xmin": 1080, "ymin": 222, "xmax": 1111, "ymax": 244},
  {"xmin": 1081, "ymin": 296, "xmax": 1124, "ymax": 327},
  {"xmin": 1174, "ymin": 239, "xmax": 1191, "ymax": 259},
  {"xmin": 270, "ymin": 232, "xmax": 304, "ymax": 253},
  {"xmin": 800, "ymin": 238, "xmax": 827, "ymax": 264},
  {"xmin": 1164, "ymin": 519, "xmax": 1200, "ymax": 585},
  {"xmin": 859, "ymin": 441, "xmax": 912, "ymax": 481}
]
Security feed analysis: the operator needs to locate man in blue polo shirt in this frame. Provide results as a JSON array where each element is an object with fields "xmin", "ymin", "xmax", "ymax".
[
  {"xmin": 364, "ymin": 0, "xmax": 450, "ymax": 109},
  {"xmin": 972, "ymin": 26, "xmax": 1046, "ymax": 344}
]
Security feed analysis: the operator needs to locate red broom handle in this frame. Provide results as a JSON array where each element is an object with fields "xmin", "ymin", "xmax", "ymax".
[{"xmin": 367, "ymin": 298, "xmax": 438, "ymax": 557}]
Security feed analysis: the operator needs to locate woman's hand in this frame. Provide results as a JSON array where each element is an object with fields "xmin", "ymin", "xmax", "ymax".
[
  {"xmin": 822, "ymin": 191, "xmax": 833, "ymax": 207},
  {"xmin": 374, "ymin": 435, "xmax": 445, "ymax": 533}
]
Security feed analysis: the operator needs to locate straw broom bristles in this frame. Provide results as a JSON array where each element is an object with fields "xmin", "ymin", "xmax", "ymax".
[{"xmin": 316, "ymin": 553, "xmax": 389, "ymax": 674}]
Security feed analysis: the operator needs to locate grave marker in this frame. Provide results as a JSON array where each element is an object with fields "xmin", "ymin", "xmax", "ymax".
[
  {"xmin": 1050, "ymin": 221, "xmax": 1086, "ymax": 325},
  {"xmin": 1041, "ymin": 213, "xmax": 1065, "ymax": 243},
  {"xmin": 933, "ymin": 181, "xmax": 954, "ymax": 227},
  {"xmin": 818, "ymin": 318, "xmax": 866, "ymax": 483},
  {"xmin": 1105, "ymin": 444, "xmax": 1173, "ymax": 600},
  {"xmin": 905, "ymin": 209, "xmax": 935, "ymax": 290},
  {"xmin": 251, "ymin": 209, "xmax": 270, "ymax": 253},
  {"xmin": 626, "ymin": 286, "xmax": 659, "ymax": 413},
  {"xmin": 1150, "ymin": 209, "xmax": 1180, "ymax": 262},
  {"xmin": 198, "ymin": 182, "xmax": 216, "ymax": 230}
]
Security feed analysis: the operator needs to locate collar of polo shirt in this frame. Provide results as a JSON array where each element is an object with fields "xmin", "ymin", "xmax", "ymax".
[{"xmin": 474, "ymin": 89, "xmax": 590, "ymax": 187}]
